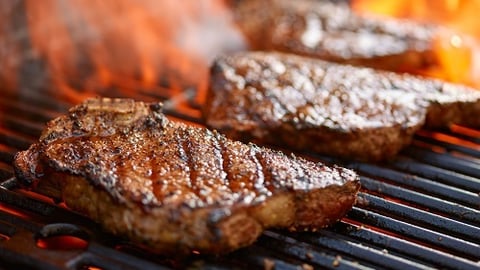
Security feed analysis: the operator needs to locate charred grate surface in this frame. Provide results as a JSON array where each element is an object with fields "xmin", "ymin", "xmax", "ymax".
[{"xmin": 0, "ymin": 89, "xmax": 480, "ymax": 270}]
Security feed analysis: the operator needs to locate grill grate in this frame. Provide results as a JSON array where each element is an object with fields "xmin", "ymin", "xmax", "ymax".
[{"xmin": 0, "ymin": 89, "xmax": 479, "ymax": 270}]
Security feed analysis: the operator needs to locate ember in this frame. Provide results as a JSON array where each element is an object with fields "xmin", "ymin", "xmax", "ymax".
[{"xmin": 36, "ymin": 235, "xmax": 88, "ymax": 250}]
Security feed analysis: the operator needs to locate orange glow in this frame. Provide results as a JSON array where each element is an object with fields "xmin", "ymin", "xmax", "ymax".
[
  {"xmin": 16, "ymin": 189, "xmax": 58, "ymax": 204},
  {"xmin": 0, "ymin": 234, "xmax": 9, "ymax": 241},
  {"xmin": 352, "ymin": 0, "xmax": 480, "ymax": 87},
  {"xmin": 427, "ymin": 34, "xmax": 475, "ymax": 85},
  {"xmin": 0, "ymin": 0, "xmax": 245, "ymax": 102},
  {"xmin": 450, "ymin": 124, "xmax": 480, "ymax": 138},
  {"xmin": 36, "ymin": 235, "xmax": 88, "ymax": 250},
  {"xmin": 0, "ymin": 203, "xmax": 30, "ymax": 219},
  {"xmin": 417, "ymin": 130, "xmax": 480, "ymax": 149},
  {"xmin": 0, "ymin": 3, "xmax": 19, "ymax": 93}
]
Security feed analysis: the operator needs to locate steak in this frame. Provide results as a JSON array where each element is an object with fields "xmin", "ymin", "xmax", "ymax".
[
  {"xmin": 13, "ymin": 97, "xmax": 360, "ymax": 254},
  {"xmin": 232, "ymin": 0, "xmax": 443, "ymax": 74},
  {"xmin": 204, "ymin": 52, "xmax": 480, "ymax": 161}
]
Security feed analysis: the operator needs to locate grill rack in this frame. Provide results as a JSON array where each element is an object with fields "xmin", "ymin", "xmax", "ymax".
[{"xmin": 0, "ymin": 88, "xmax": 479, "ymax": 270}]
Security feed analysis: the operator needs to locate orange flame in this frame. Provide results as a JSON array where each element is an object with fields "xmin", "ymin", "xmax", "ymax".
[
  {"xmin": 352, "ymin": 0, "xmax": 480, "ymax": 87},
  {"xmin": 3, "ymin": 1, "xmax": 479, "ymax": 99},
  {"xmin": 0, "ymin": 0, "xmax": 245, "ymax": 102}
]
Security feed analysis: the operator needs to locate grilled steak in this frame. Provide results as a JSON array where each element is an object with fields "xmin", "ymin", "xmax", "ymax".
[
  {"xmin": 13, "ymin": 98, "xmax": 360, "ymax": 254},
  {"xmin": 232, "ymin": 0, "xmax": 443, "ymax": 74},
  {"xmin": 204, "ymin": 52, "xmax": 480, "ymax": 161}
]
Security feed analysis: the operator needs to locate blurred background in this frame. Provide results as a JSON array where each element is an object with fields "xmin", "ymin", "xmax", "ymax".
[{"xmin": 0, "ymin": 0, "xmax": 479, "ymax": 101}]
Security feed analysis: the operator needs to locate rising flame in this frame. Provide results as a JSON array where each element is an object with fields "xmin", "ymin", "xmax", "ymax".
[
  {"xmin": 2, "ymin": 0, "xmax": 479, "ymax": 101},
  {"xmin": 0, "ymin": 0, "xmax": 245, "ymax": 102},
  {"xmin": 352, "ymin": 0, "xmax": 480, "ymax": 87}
]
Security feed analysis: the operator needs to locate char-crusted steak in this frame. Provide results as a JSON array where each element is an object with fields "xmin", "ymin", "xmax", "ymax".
[
  {"xmin": 232, "ymin": 0, "xmax": 443, "ymax": 74},
  {"xmin": 204, "ymin": 52, "xmax": 480, "ymax": 161},
  {"xmin": 13, "ymin": 98, "xmax": 360, "ymax": 254}
]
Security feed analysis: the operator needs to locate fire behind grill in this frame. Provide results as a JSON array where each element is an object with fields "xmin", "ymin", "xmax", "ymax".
[{"xmin": 0, "ymin": 87, "xmax": 479, "ymax": 270}]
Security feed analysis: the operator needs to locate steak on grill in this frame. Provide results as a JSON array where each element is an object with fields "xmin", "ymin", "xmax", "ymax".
[
  {"xmin": 13, "ymin": 98, "xmax": 360, "ymax": 254},
  {"xmin": 204, "ymin": 52, "xmax": 480, "ymax": 161},
  {"xmin": 232, "ymin": 0, "xmax": 443, "ymax": 74}
]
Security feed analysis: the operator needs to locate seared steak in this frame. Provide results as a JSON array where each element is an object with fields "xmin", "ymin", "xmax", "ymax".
[
  {"xmin": 13, "ymin": 98, "xmax": 360, "ymax": 254},
  {"xmin": 232, "ymin": 0, "xmax": 443, "ymax": 74},
  {"xmin": 204, "ymin": 52, "xmax": 480, "ymax": 161}
]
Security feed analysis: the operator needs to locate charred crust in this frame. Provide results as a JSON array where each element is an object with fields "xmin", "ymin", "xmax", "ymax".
[
  {"xmin": 149, "ymin": 102, "xmax": 163, "ymax": 112},
  {"xmin": 13, "ymin": 145, "xmax": 44, "ymax": 187},
  {"xmin": 203, "ymin": 52, "xmax": 480, "ymax": 161},
  {"xmin": 13, "ymin": 154, "xmax": 36, "ymax": 187},
  {"xmin": 210, "ymin": 59, "xmax": 225, "ymax": 75},
  {"xmin": 144, "ymin": 116, "xmax": 158, "ymax": 128},
  {"xmin": 13, "ymin": 97, "xmax": 361, "ymax": 254}
]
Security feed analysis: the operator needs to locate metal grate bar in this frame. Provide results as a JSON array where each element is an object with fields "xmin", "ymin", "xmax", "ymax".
[
  {"xmin": 288, "ymin": 230, "xmax": 436, "ymax": 270},
  {"xmin": 349, "ymin": 163, "xmax": 479, "ymax": 208},
  {"xmin": 6, "ymin": 89, "xmax": 72, "ymax": 110},
  {"xmin": 391, "ymin": 157, "xmax": 480, "ymax": 192},
  {"xmin": 0, "ymin": 209, "xmax": 41, "ymax": 236},
  {"xmin": 0, "ymin": 163, "xmax": 13, "ymax": 180},
  {"xmin": 259, "ymin": 231, "xmax": 376, "ymax": 270},
  {"xmin": 448, "ymin": 125, "xmax": 480, "ymax": 144},
  {"xmin": 80, "ymin": 243, "xmax": 172, "ymax": 270},
  {"xmin": 0, "ymin": 185, "xmax": 66, "ymax": 218},
  {"xmin": 414, "ymin": 133, "xmax": 480, "ymax": 158},
  {"xmin": 0, "ymin": 215, "xmax": 170, "ymax": 270},
  {"xmin": 360, "ymin": 176, "xmax": 480, "ymax": 225},
  {"xmin": 1, "ymin": 114, "xmax": 44, "ymax": 139},
  {"xmin": 358, "ymin": 193, "xmax": 480, "ymax": 243},
  {"xmin": 0, "ymin": 102, "xmax": 57, "ymax": 125},
  {"xmin": 331, "ymin": 222, "xmax": 480, "ymax": 270},
  {"xmin": 0, "ymin": 248, "xmax": 64, "ymax": 270},
  {"xmin": 0, "ymin": 220, "xmax": 16, "ymax": 238},
  {"xmin": 226, "ymin": 245, "xmax": 310, "ymax": 270},
  {"xmin": 0, "ymin": 151, "xmax": 15, "ymax": 165},
  {"xmin": 0, "ymin": 128, "xmax": 34, "ymax": 151},
  {"xmin": 347, "ymin": 207, "xmax": 480, "ymax": 260},
  {"xmin": 403, "ymin": 147, "xmax": 480, "ymax": 178}
]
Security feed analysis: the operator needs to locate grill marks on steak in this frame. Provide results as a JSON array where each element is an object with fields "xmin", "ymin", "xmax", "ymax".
[
  {"xmin": 204, "ymin": 52, "xmax": 480, "ymax": 161},
  {"xmin": 232, "ymin": 0, "xmax": 442, "ymax": 73},
  {"xmin": 13, "ymin": 98, "xmax": 360, "ymax": 254}
]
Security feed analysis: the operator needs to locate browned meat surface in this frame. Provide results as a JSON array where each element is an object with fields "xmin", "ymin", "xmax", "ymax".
[
  {"xmin": 204, "ymin": 52, "xmax": 480, "ymax": 161},
  {"xmin": 232, "ymin": 0, "xmax": 443, "ymax": 73},
  {"xmin": 13, "ymin": 97, "xmax": 360, "ymax": 254}
]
